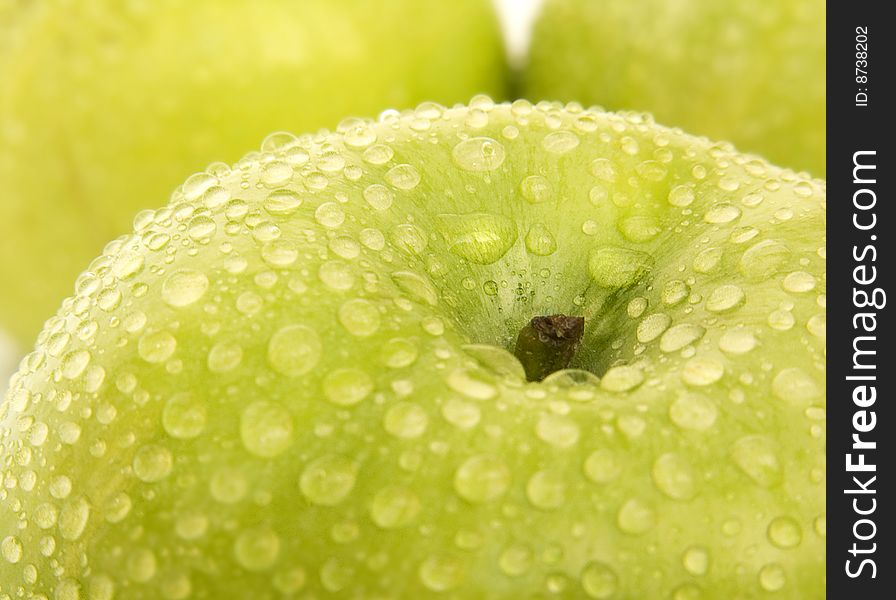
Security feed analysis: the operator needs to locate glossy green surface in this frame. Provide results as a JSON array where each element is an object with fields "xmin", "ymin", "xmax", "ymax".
[
  {"xmin": 1, "ymin": 100, "xmax": 825, "ymax": 598},
  {"xmin": 0, "ymin": 0, "xmax": 506, "ymax": 343}
]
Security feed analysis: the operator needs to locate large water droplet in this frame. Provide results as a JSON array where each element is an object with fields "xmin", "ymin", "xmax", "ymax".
[
  {"xmin": 705, "ymin": 284, "xmax": 745, "ymax": 313},
  {"xmin": 772, "ymin": 367, "xmax": 821, "ymax": 404},
  {"xmin": 384, "ymin": 164, "xmax": 421, "ymax": 190},
  {"xmin": 133, "ymin": 445, "xmax": 173, "ymax": 482},
  {"xmin": 138, "ymin": 331, "xmax": 177, "ymax": 364},
  {"xmin": 300, "ymin": 454, "xmax": 358, "ymax": 506},
  {"xmin": 581, "ymin": 561, "xmax": 618, "ymax": 599},
  {"xmin": 419, "ymin": 554, "xmax": 465, "ymax": 591},
  {"xmin": 652, "ymin": 453, "xmax": 697, "ymax": 499},
  {"xmin": 682, "ymin": 546, "xmax": 709, "ymax": 576},
  {"xmin": 542, "ymin": 130, "xmax": 580, "ymax": 153},
  {"xmin": 267, "ymin": 324, "xmax": 321, "ymax": 376},
  {"xmin": 520, "ymin": 175, "xmax": 553, "ymax": 203},
  {"xmin": 384, "ymin": 402, "xmax": 428, "ymax": 438},
  {"xmin": 731, "ymin": 435, "xmax": 782, "ymax": 487},
  {"xmin": 162, "ymin": 270, "xmax": 209, "ymax": 308},
  {"xmin": 162, "ymin": 392, "xmax": 207, "ymax": 439},
  {"xmin": 739, "ymin": 240, "xmax": 790, "ymax": 279},
  {"xmin": 452, "ymin": 137, "xmax": 506, "ymax": 171},
  {"xmin": 767, "ymin": 516, "xmax": 803, "ymax": 548},
  {"xmin": 584, "ymin": 449, "xmax": 622, "ymax": 483},
  {"xmin": 234, "ymin": 526, "xmax": 281, "ymax": 571},
  {"xmin": 525, "ymin": 223, "xmax": 557, "ymax": 256},
  {"xmin": 526, "ymin": 470, "xmax": 566, "ymax": 510},
  {"xmin": 440, "ymin": 213, "xmax": 517, "ymax": 264},
  {"xmin": 617, "ymin": 498, "xmax": 655, "ymax": 535},
  {"xmin": 370, "ymin": 485, "xmax": 421, "ymax": 528},
  {"xmin": 589, "ymin": 246, "xmax": 654, "ymax": 288},
  {"xmin": 240, "ymin": 401, "xmax": 293, "ymax": 458},
  {"xmin": 660, "ymin": 324, "xmax": 705, "ymax": 353},
  {"xmin": 454, "ymin": 455, "xmax": 511, "ymax": 503},
  {"xmin": 669, "ymin": 394, "xmax": 718, "ymax": 431},
  {"xmin": 323, "ymin": 368, "xmax": 373, "ymax": 406}
]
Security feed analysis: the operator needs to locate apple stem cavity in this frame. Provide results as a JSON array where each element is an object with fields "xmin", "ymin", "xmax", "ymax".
[{"xmin": 513, "ymin": 314, "xmax": 585, "ymax": 381}]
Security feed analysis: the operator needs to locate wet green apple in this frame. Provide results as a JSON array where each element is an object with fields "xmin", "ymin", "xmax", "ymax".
[
  {"xmin": 0, "ymin": 0, "xmax": 506, "ymax": 344},
  {"xmin": 525, "ymin": 0, "xmax": 825, "ymax": 177},
  {"xmin": 0, "ymin": 99, "xmax": 825, "ymax": 598}
]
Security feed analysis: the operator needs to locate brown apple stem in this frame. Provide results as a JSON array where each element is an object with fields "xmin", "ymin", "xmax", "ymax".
[{"xmin": 513, "ymin": 315, "xmax": 585, "ymax": 382}]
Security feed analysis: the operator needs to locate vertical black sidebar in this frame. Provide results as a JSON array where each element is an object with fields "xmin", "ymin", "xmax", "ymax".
[{"xmin": 828, "ymin": 1, "xmax": 894, "ymax": 597}]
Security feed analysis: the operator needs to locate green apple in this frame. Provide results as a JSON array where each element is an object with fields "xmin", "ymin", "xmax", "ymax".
[
  {"xmin": 0, "ymin": 0, "xmax": 506, "ymax": 344},
  {"xmin": 524, "ymin": 0, "xmax": 825, "ymax": 177},
  {"xmin": 0, "ymin": 99, "xmax": 825, "ymax": 598}
]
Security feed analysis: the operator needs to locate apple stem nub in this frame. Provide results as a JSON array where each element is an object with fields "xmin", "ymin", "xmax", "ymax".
[{"xmin": 514, "ymin": 314, "xmax": 585, "ymax": 382}]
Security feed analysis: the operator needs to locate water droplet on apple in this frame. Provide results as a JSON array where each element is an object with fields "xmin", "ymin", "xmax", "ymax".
[
  {"xmin": 363, "ymin": 183, "xmax": 394, "ymax": 210},
  {"xmin": 1, "ymin": 536, "xmax": 22, "ymax": 564},
  {"xmin": 453, "ymin": 137, "xmax": 505, "ymax": 171},
  {"xmin": 782, "ymin": 270, "xmax": 817, "ymax": 293},
  {"xmin": 536, "ymin": 414, "xmax": 580, "ymax": 447},
  {"xmin": 681, "ymin": 357, "xmax": 724, "ymax": 386},
  {"xmin": 669, "ymin": 393, "xmax": 717, "ymax": 431},
  {"xmin": 581, "ymin": 561, "xmax": 618, "ymax": 598},
  {"xmin": 440, "ymin": 212, "xmax": 517, "ymax": 264},
  {"xmin": 162, "ymin": 392, "xmax": 206, "ymax": 439},
  {"xmin": 600, "ymin": 365, "xmax": 644, "ymax": 392},
  {"xmin": 499, "ymin": 544, "xmax": 533, "ymax": 577},
  {"xmin": 637, "ymin": 313, "xmax": 671, "ymax": 343},
  {"xmin": 758, "ymin": 563, "xmax": 787, "ymax": 591},
  {"xmin": 682, "ymin": 546, "xmax": 709, "ymax": 576},
  {"xmin": 772, "ymin": 367, "xmax": 821, "ymax": 404},
  {"xmin": 731, "ymin": 435, "xmax": 782, "ymax": 487},
  {"xmin": 520, "ymin": 175, "xmax": 553, "ymax": 203},
  {"xmin": 543, "ymin": 130, "xmax": 580, "ymax": 153},
  {"xmin": 314, "ymin": 202, "xmax": 345, "ymax": 229},
  {"xmin": 263, "ymin": 189, "xmax": 303, "ymax": 215},
  {"xmin": 661, "ymin": 279, "xmax": 689, "ymax": 305},
  {"xmin": 299, "ymin": 454, "xmax": 358, "ymax": 506},
  {"xmin": 739, "ymin": 239, "xmax": 790, "ymax": 279},
  {"xmin": 659, "ymin": 323, "xmax": 705, "ymax": 353},
  {"xmin": 589, "ymin": 246, "xmax": 653, "ymax": 288},
  {"xmin": 234, "ymin": 526, "xmax": 280, "ymax": 571},
  {"xmin": 617, "ymin": 498, "xmax": 655, "ymax": 535},
  {"xmin": 525, "ymin": 223, "xmax": 557, "ymax": 256},
  {"xmin": 132, "ymin": 445, "xmax": 173, "ymax": 482},
  {"xmin": 370, "ymin": 485, "xmax": 421, "ymax": 528},
  {"xmin": 323, "ymin": 368, "xmax": 373, "ymax": 406},
  {"xmin": 454, "ymin": 455, "xmax": 511, "ymax": 503},
  {"xmin": 652, "ymin": 453, "xmax": 697, "ymax": 499},
  {"xmin": 384, "ymin": 163, "xmax": 421, "ymax": 190},
  {"xmin": 138, "ymin": 330, "xmax": 177, "ymax": 363},
  {"xmin": 267, "ymin": 324, "xmax": 321, "ymax": 376},
  {"xmin": 446, "ymin": 368, "xmax": 497, "ymax": 400},
  {"xmin": 60, "ymin": 349, "xmax": 90, "ymax": 379},
  {"xmin": 526, "ymin": 470, "xmax": 566, "ymax": 510},
  {"xmin": 441, "ymin": 397, "xmax": 481, "ymax": 429},
  {"xmin": 240, "ymin": 401, "xmax": 293, "ymax": 458},
  {"xmin": 207, "ymin": 341, "xmax": 243, "ymax": 372},
  {"xmin": 419, "ymin": 554, "xmax": 465, "ymax": 591},
  {"xmin": 767, "ymin": 516, "xmax": 802, "ymax": 548}
]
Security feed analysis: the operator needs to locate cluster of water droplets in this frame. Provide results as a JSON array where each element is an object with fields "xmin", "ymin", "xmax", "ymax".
[{"xmin": 0, "ymin": 98, "xmax": 824, "ymax": 598}]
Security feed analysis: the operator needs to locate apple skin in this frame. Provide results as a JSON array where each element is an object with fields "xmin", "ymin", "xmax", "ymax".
[
  {"xmin": 0, "ymin": 100, "xmax": 824, "ymax": 598},
  {"xmin": 0, "ymin": 0, "xmax": 506, "ymax": 344},
  {"xmin": 524, "ymin": 0, "xmax": 825, "ymax": 177}
]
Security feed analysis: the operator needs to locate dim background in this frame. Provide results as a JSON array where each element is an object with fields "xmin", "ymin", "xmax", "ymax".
[{"xmin": 0, "ymin": 0, "xmax": 543, "ymax": 387}]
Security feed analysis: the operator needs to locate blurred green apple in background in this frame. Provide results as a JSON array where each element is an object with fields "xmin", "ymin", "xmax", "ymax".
[
  {"xmin": 0, "ymin": 0, "xmax": 506, "ymax": 344},
  {"xmin": 525, "ymin": 0, "xmax": 825, "ymax": 177},
  {"xmin": 0, "ymin": 100, "xmax": 825, "ymax": 598}
]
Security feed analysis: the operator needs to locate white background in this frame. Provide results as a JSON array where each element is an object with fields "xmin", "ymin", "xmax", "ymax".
[{"xmin": 0, "ymin": 0, "xmax": 545, "ymax": 387}]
